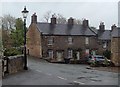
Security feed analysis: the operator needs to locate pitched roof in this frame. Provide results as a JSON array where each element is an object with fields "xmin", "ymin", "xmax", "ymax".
[
  {"xmin": 36, "ymin": 23, "xmax": 96, "ymax": 36},
  {"xmin": 111, "ymin": 27, "xmax": 120, "ymax": 37},
  {"xmin": 97, "ymin": 30, "xmax": 111, "ymax": 40}
]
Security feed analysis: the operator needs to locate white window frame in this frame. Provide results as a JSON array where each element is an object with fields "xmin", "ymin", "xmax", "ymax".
[
  {"xmin": 85, "ymin": 49, "xmax": 89, "ymax": 55},
  {"xmin": 85, "ymin": 37, "xmax": 89, "ymax": 45},
  {"xmin": 68, "ymin": 37, "xmax": 73, "ymax": 44},
  {"xmin": 48, "ymin": 37, "xmax": 53, "ymax": 45},
  {"xmin": 68, "ymin": 49, "xmax": 73, "ymax": 58},
  {"xmin": 103, "ymin": 42, "xmax": 107, "ymax": 48}
]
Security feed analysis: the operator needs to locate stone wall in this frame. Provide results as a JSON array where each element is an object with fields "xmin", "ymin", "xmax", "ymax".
[
  {"xmin": 26, "ymin": 23, "xmax": 42, "ymax": 58},
  {"xmin": 42, "ymin": 35, "xmax": 98, "ymax": 60},
  {"xmin": 8, "ymin": 55, "xmax": 24, "ymax": 74},
  {"xmin": 97, "ymin": 40, "xmax": 111, "ymax": 55},
  {"xmin": 2, "ymin": 55, "xmax": 24, "ymax": 76},
  {"xmin": 111, "ymin": 37, "xmax": 120, "ymax": 66}
]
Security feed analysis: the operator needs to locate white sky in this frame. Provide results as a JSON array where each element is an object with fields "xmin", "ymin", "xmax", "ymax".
[{"xmin": 0, "ymin": 0, "xmax": 119, "ymax": 29}]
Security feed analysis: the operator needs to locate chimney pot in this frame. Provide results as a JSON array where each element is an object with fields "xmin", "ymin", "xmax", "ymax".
[
  {"xmin": 111, "ymin": 24, "xmax": 117, "ymax": 30},
  {"xmin": 82, "ymin": 19, "xmax": 89, "ymax": 28},
  {"xmin": 68, "ymin": 17, "xmax": 74, "ymax": 25},
  {"xmin": 31, "ymin": 13, "xmax": 37, "ymax": 23},
  {"xmin": 51, "ymin": 14, "xmax": 56, "ymax": 24},
  {"xmin": 99, "ymin": 22, "xmax": 105, "ymax": 30}
]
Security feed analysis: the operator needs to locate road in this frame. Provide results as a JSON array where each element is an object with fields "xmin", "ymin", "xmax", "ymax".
[{"xmin": 2, "ymin": 56, "xmax": 118, "ymax": 85}]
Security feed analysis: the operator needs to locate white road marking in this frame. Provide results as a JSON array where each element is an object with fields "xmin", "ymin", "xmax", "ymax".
[
  {"xmin": 73, "ymin": 80, "xmax": 85, "ymax": 85},
  {"xmin": 36, "ymin": 70, "xmax": 42, "ymax": 73},
  {"xmin": 57, "ymin": 76, "xmax": 67, "ymax": 80},
  {"xmin": 91, "ymin": 81, "xmax": 95, "ymax": 82}
]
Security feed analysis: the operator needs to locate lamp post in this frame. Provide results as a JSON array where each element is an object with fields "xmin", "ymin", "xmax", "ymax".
[{"xmin": 21, "ymin": 6, "xmax": 29, "ymax": 70}]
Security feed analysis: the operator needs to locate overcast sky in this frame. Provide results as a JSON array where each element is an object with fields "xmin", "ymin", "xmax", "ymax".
[{"xmin": 0, "ymin": 0, "xmax": 119, "ymax": 29}]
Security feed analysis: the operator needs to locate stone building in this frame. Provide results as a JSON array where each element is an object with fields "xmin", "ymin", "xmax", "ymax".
[
  {"xmin": 111, "ymin": 27, "xmax": 120, "ymax": 66},
  {"xmin": 27, "ymin": 13, "xmax": 98, "ymax": 62},
  {"xmin": 97, "ymin": 22, "xmax": 111, "ymax": 55},
  {"xmin": 27, "ymin": 13, "xmax": 118, "ymax": 63}
]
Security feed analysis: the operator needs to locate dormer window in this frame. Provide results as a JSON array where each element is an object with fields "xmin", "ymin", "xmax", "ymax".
[
  {"xmin": 48, "ymin": 37, "xmax": 53, "ymax": 45},
  {"xmin": 68, "ymin": 37, "xmax": 73, "ymax": 44}
]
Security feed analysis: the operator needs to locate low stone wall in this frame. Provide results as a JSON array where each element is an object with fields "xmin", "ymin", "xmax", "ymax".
[
  {"xmin": 8, "ymin": 55, "xmax": 24, "ymax": 74},
  {"xmin": 2, "ymin": 55, "xmax": 24, "ymax": 76}
]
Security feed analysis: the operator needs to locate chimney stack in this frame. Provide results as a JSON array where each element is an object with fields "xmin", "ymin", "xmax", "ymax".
[
  {"xmin": 68, "ymin": 17, "xmax": 74, "ymax": 25},
  {"xmin": 82, "ymin": 19, "xmax": 89, "ymax": 28},
  {"xmin": 99, "ymin": 22, "xmax": 105, "ymax": 31},
  {"xmin": 31, "ymin": 13, "xmax": 37, "ymax": 23},
  {"xmin": 51, "ymin": 14, "xmax": 56, "ymax": 24},
  {"xmin": 111, "ymin": 24, "xmax": 117, "ymax": 31}
]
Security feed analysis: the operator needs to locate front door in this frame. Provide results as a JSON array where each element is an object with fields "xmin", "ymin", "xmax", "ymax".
[{"xmin": 56, "ymin": 52, "xmax": 63, "ymax": 61}]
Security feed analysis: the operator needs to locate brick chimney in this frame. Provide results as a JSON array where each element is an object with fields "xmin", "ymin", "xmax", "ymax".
[
  {"xmin": 51, "ymin": 15, "xmax": 56, "ymax": 24},
  {"xmin": 111, "ymin": 24, "xmax": 117, "ymax": 31},
  {"xmin": 31, "ymin": 13, "xmax": 37, "ymax": 23},
  {"xmin": 68, "ymin": 17, "xmax": 74, "ymax": 25},
  {"xmin": 82, "ymin": 19, "xmax": 89, "ymax": 28},
  {"xmin": 99, "ymin": 22, "xmax": 105, "ymax": 31}
]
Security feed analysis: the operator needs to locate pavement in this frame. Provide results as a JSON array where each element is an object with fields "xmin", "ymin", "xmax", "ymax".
[{"xmin": 2, "ymin": 56, "xmax": 119, "ymax": 85}]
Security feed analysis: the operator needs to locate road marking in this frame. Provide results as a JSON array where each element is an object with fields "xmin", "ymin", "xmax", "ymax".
[
  {"xmin": 57, "ymin": 76, "xmax": 67, "ymax": 80},
  {"xmin": 73, "ymin": 81, "xmax": 85, "ymax": 85},
  {"xmin": 91, "ymin": 81, "xmax": 95, "ymax": 82},
  {"xmin": 36, "ymin": 70, "xmax": 42, "ymax": 73}
]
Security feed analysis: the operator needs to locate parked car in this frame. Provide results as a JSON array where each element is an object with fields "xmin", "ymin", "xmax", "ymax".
[{"xmin": 88, "ymin": 55, "xmax": 114, "ymax": 66}]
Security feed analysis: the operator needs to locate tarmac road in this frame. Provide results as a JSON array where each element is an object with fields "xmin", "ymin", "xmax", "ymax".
[{"xmin": 2, "ymin": 56, "xmax": 119, "ymax": 85}]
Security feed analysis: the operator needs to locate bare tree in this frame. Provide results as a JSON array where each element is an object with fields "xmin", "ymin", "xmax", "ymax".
[
  {"xmin": 56, "ymin": 14, "xmax": 67, "ymax": 24},
  {"xmin": 1, "ymin": 14, "xmax": 16, "ymax": 30},
  {"xmin": 74, "ymin": 18, "xmax": 82, "ymax": 24},
  {"xmin": 0, "ymin": 14, "xmax": 16, "ymax": 49},
  {"xmin": 43, "ymin": 11, "xmax": 82, "ymax": 25},
  {"xmin": 43, "ymin": 11, "xmax": 52, "ymax": 22}
]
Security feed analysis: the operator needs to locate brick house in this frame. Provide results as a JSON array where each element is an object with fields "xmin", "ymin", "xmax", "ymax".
[
  {"xmin": 27, "ymin": 13, "xmax": 98, "ymax": 62},
  {"xmin": 111, "ymin": 27, "xmax": 120, "ymax": 66}
]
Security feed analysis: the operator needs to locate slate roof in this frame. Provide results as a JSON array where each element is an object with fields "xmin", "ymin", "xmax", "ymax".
[
  {"xmin": 97, "ymin": 30, "xmax": 111, "ymax": 40},
  {"xmin": 36, "ymin": 23, "xmax": 96, "ymax": 36},
  {"xmin": 111, "ymin": 27, "xmax": 120, "ymax": 37},
  {"xmin": 97, "ymin": 27, "xmax": 120, "ymax": 40}
]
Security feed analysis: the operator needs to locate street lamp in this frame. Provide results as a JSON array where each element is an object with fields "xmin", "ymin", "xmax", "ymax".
[{"xmin": 21, "ymin": 6, "xmax": 29, "ymax": 70}]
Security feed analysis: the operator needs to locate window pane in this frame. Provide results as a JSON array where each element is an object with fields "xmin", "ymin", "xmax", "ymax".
[
  {"xmin": 68, "ymin": 50, "xmax": 73, "ymax": 58},
  {"xmin": 85, "ymin": 37, "xmax": 89, "ymax": 45},
  {"xmin": 48, "ymin": 37, "xmax": 53, "ymax": 45},
  {"xmin": 68, "ymin": 37, "xmax": 73, "ymax": 44}
]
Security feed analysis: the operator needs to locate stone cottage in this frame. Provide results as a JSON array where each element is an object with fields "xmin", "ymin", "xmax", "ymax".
[
  {"xmin": 27, "ymin": 13, "xmax": 98, "ymax": 62},
  {"xmin": 97, "ymin": 22, "xmax": 111, "ymax": 55}
]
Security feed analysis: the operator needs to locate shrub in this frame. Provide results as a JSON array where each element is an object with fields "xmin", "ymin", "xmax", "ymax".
[
  {"xmin": 103, "ymin": 50, "xmax": 111, "ymax": 59},
  {"xmin": 90, "ymin": 61, "xmax": 97, "ymax": 67},
  {"xmin": 103, "ymin": 57, "xmax": 110, "ymax": 67},
  {"xmin": 4, "ymin": 48, "xmax": 22, "ymax": 56}
]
